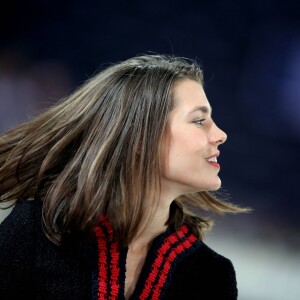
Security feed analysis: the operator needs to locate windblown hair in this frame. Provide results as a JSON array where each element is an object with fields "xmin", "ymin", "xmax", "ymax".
[{"xmin": 0, "ymin": 54, "xmax": 249, "ymax": 245}]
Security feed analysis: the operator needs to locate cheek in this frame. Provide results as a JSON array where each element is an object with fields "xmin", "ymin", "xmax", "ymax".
[
  {"xmin": 171, "ymin": 131, "xmax": 206, "ymax": 156},
  {"xmin": 163, "ymin": 134, "xmax": 206, "ymax": 172}
]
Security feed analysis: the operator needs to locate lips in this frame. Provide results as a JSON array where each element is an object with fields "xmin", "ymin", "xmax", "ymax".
[
  {"xmin": 206, "ymin": 151, "xmax": 220, "ymax": 160},
  {"xmin": 206, "ymin": 151, "xmax": 220, "ymax": 168}
]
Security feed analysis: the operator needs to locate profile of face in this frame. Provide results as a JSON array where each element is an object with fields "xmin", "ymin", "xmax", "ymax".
[{"xmin": 160, "ymin": 79, "xmax": 227, "ymax": 197}]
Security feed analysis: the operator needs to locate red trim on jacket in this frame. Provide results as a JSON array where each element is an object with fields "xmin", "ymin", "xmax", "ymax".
[{"xmin": 93, "ymin": 219, "xmax": 200, "ymax": 300}]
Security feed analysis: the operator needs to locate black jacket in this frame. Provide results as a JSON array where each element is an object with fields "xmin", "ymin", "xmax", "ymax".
[{"xmin": 0, "ymin": 199, "xmax": 237, "ymax": 299}]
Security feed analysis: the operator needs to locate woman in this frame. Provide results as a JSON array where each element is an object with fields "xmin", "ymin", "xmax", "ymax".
[{"xmin": 0, "ymin": 54, "xmax": 249, "ymax": 299}]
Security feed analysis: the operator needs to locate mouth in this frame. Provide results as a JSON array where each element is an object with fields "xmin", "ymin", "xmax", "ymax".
[{"xmin": 206, "ymin": 152, "xmax": 220, "ymax": 169}]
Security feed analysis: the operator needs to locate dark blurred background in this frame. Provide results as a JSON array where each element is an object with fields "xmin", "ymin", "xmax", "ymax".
[{"xmin": 1, "ymin": 1, "xmax": 299, "ymax": 299}]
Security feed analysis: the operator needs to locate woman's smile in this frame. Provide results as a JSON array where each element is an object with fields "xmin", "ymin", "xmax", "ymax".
[
  {"xmin": 206, "ymin": 151, "xmax": 220, "ymax": 168},
  {"xmin": 160, "ymin": 79, "xmax": 227, "ymax": 195}
]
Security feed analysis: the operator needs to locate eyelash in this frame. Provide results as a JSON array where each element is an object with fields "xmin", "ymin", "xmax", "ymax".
[{"xmin": 193, "ymin": 119, "xmax": 205, "ymax": 126}]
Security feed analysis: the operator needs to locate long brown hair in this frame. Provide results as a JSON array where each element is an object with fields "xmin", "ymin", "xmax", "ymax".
[{"xmin": 0, "ymin": 54, "xmax": 249, "ymax": 245}]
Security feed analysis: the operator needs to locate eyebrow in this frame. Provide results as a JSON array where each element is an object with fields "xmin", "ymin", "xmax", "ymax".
[{"xmin": 188, "ymin": 105, "xmax": 212, "ymax": 115}]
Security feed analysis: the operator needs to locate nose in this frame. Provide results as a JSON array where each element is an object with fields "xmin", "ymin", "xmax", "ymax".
[{"xmin": 209, "ymin": 123, "xmax": 227, "ymax": 145}]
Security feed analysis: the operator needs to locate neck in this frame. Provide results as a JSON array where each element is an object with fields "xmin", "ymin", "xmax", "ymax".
[
  {"xmin": 129, "ymin": 182, "xmax": 183, "ymax": 251},
  {"xmin": 130, "ymin": 200, "xmax": 171, "ymax": 251}
]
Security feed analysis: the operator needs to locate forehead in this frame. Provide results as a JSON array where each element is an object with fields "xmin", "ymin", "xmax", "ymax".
[{"xmin": 171, "ymin": 79, "xmax": 211, "ymax": 115}]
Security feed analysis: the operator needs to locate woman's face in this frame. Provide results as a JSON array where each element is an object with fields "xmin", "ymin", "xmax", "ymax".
[{"xmin": 160, "ymin": 79, "xmax": 227, "ymax": 196}]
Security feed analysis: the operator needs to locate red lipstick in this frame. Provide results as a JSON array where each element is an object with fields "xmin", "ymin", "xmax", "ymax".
[{"xmin": 206, "ymin": 151, "xmax": 220, "ymax": 168}]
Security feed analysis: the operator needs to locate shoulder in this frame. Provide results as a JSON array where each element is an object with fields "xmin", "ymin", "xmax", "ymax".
[
  {"xmin": 167, "ymin": 241, "xmax": 238, "ymax": 299},
  {"xmin": 0, "ymin": 199, "xmax": 42, "ymax": 298},
  {"xmin": 0, "ymin": 199, "xmax": 41, "ymax": 248},
  {"xmin": 188, "ymin": 241, "xmax": 236, "ymax": 270},
  {"xmin": 0, "ymin": 198, "xmax": 39, "ymax": 227},
  {"xmin": 175, "ymin": 241, "xmax": 237, "ymax": 282}
]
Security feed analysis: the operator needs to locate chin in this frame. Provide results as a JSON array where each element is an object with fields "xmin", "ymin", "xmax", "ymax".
[
  {"xmin": 208, "ymin": 185, "xmax": 221, "ymax": 191},
  {"xmin": 204, "ymin": 179, "xmax": 222, "ymax": 191},
  {"xmin": 189, "ymin": 182, "xmax": 221, "ymax": 193}
]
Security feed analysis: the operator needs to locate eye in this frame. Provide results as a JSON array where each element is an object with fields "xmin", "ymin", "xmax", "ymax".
[{"xmin": 193, "ymin": 118, "xmax": 205, "ymax": 126}]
